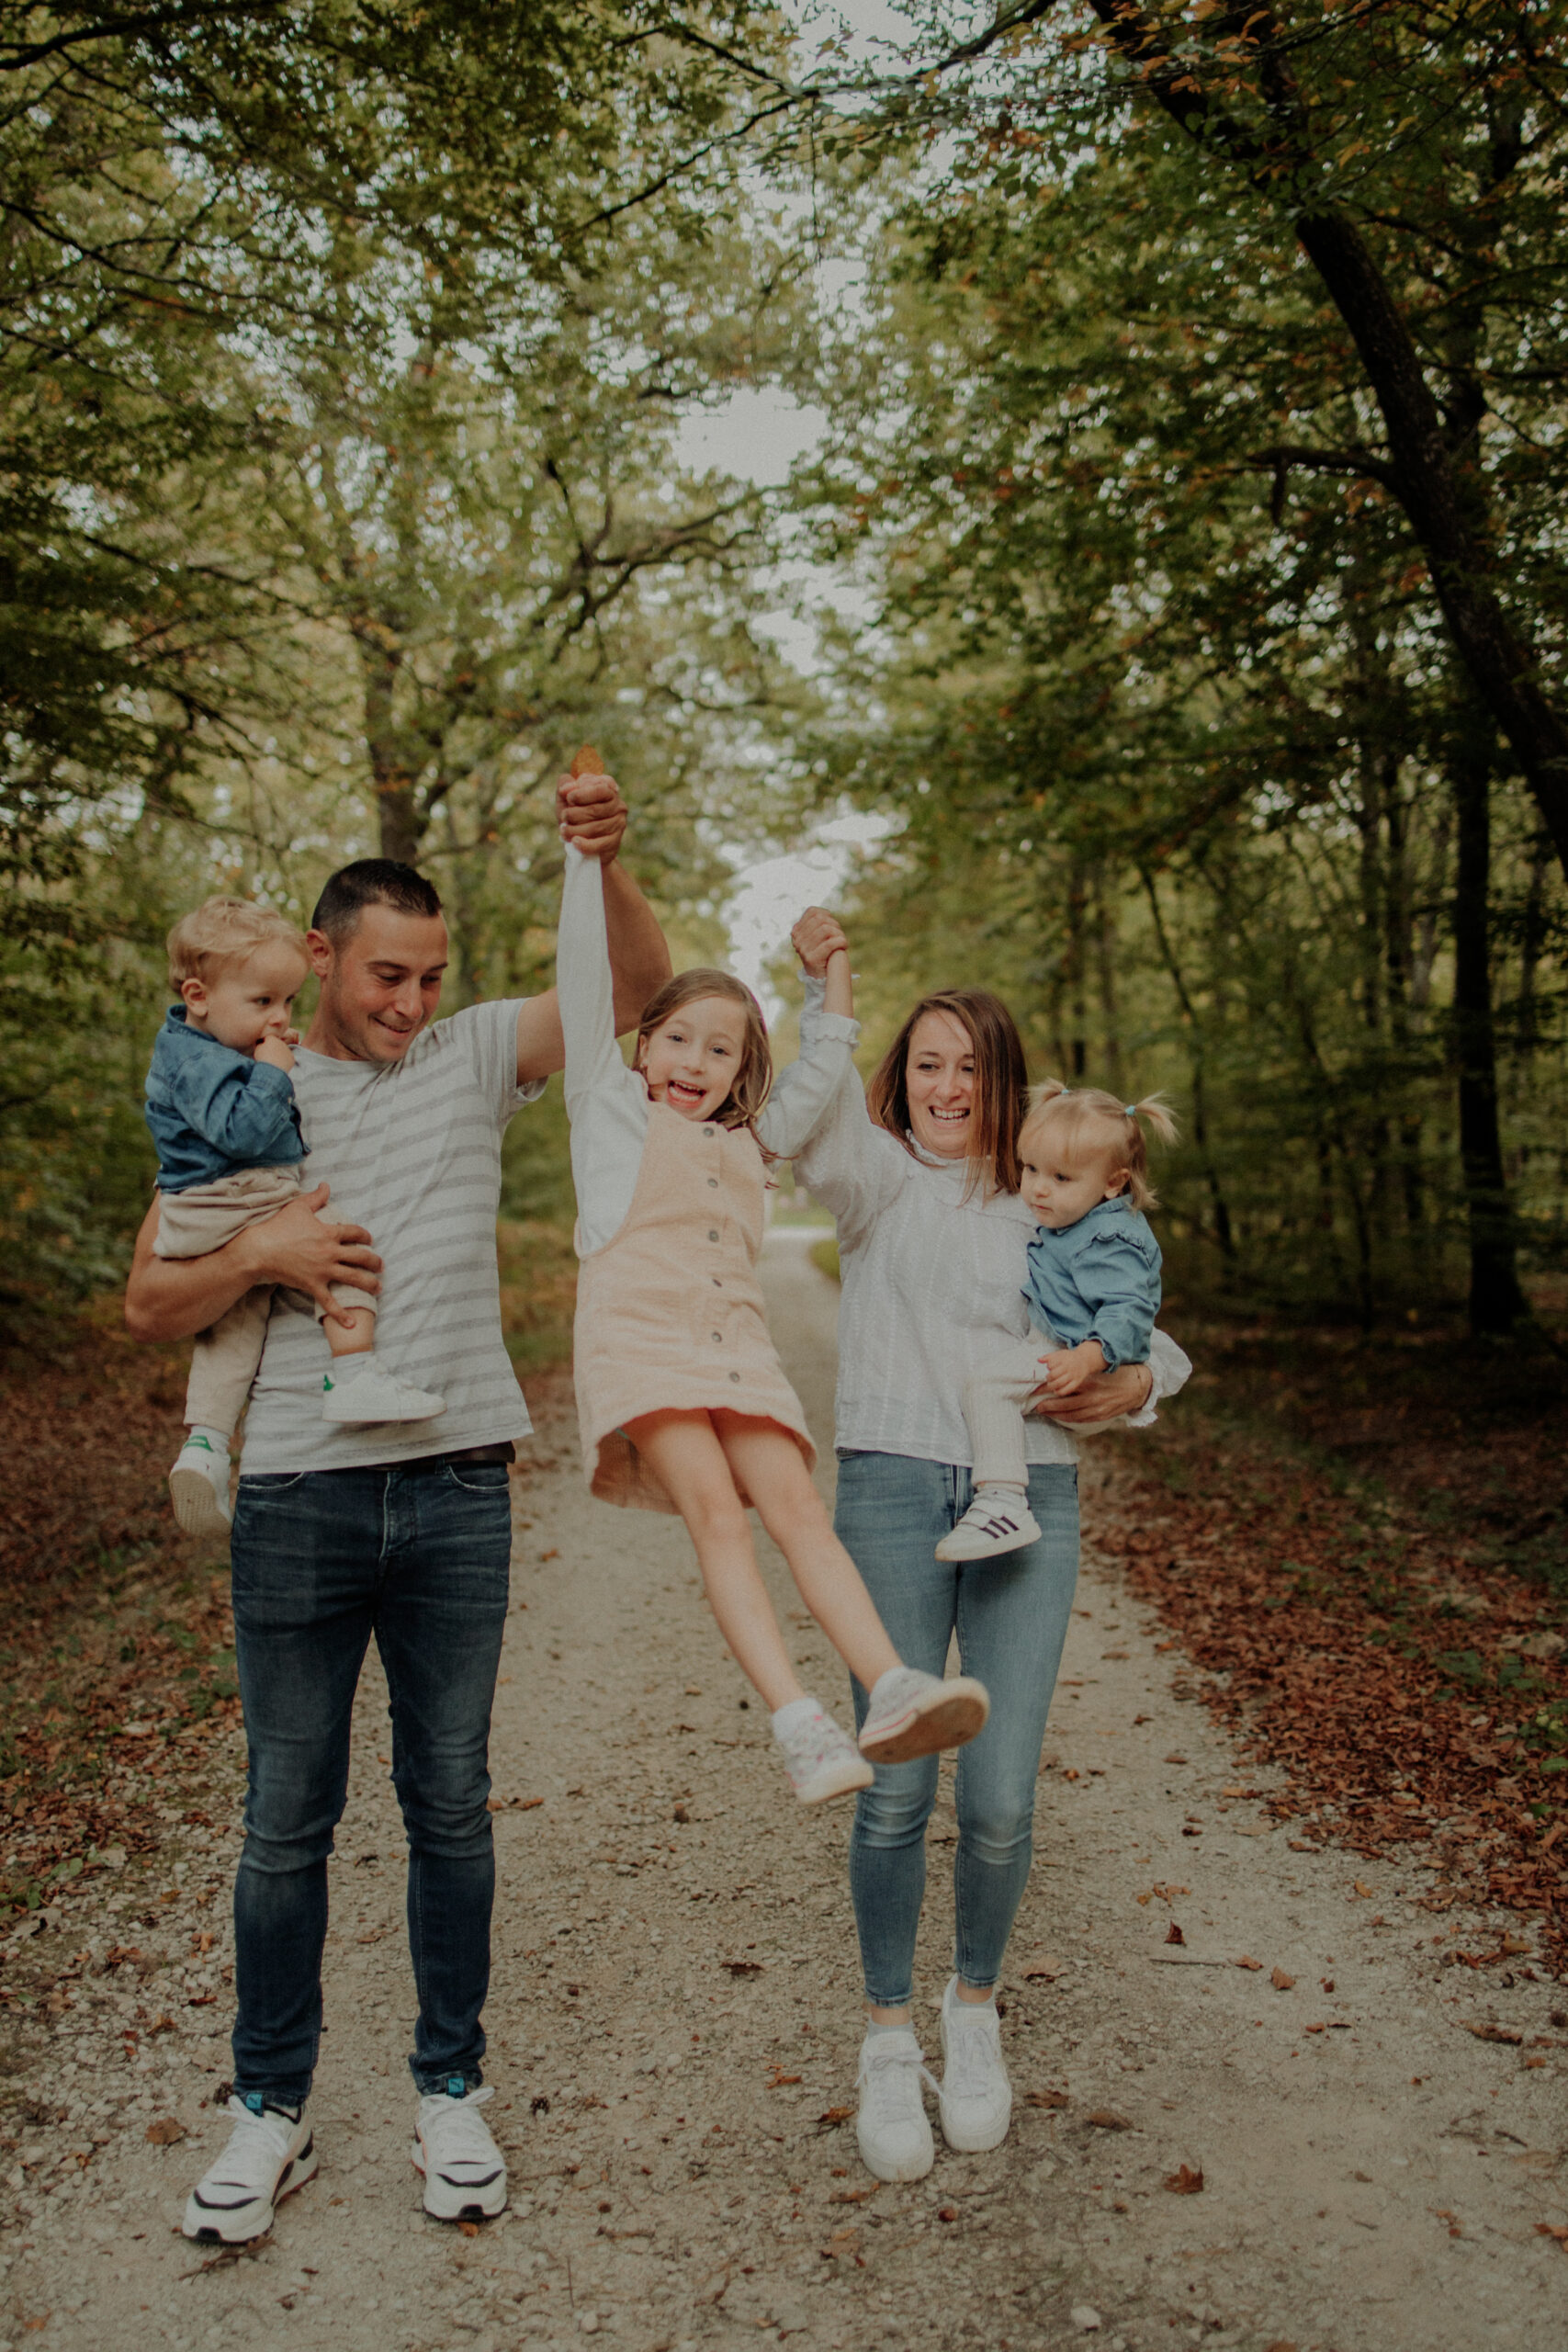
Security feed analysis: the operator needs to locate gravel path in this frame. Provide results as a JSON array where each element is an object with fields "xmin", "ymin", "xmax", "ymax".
[{"xmin": 3, "ymin": 1230, "xmax": 1565, "ymax": 2352}]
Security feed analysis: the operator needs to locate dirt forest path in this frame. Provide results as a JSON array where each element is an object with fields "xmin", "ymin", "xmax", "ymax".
[{"xmin": 4, "ymin": 1234, "xmax": 1566, "ymax": 2352}]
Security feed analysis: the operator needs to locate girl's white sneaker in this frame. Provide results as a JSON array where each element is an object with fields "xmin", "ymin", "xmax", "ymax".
[
  {"xmin": 773, "ymin": 1703, "xmax": 875, "ymax": 1804},
  {"xmin": 855, "ymin": 2027, "xmax": 936, "ymax": 2181},
  {"xmin": 412, "ymin": 2081, "xmax": 508, "ymax": 2221},
  {"xmin": 321, "ymin": 1363, "xmax": 447, "ymax": 1424},
  {"xmin": 858, "ymin": 1667, "xmax": 989, "ymax": 1764},
  {"xmin": 935, "ymin": 1493, "xmax": 1042, "ymax": 1561},
  {"xmin": 169, "ymin": 1435, "xmax": 232, "ymax": 1539},
  {"xmin": 182, "ymin": 2094, "xmax": 316, "ymax": 2242},
  {"xmin": 937, "ymin": 1974, "xmax": 1012, "ymax": 2152}
]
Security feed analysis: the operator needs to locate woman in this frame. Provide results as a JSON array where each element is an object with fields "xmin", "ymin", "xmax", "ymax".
[{"xmin": 793, "ymin": 932, "xmax": 1190, "ymax": 2182}]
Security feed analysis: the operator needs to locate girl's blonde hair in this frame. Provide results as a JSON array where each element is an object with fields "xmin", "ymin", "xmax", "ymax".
[
  {"xmin": 167, "ymin": 896, "xmax": 310, "ymax": 990},
  {"xmin": 633, "ymin": 967, "xmax": 773, "ymax": 1133},
  {"xmin": 1019, "ymin": 1081, "xmax": 1178, "ymax": 1213}
]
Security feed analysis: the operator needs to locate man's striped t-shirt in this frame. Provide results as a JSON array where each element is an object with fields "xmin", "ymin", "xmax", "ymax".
[{"xmin": 238, "ymin": 998, "xmax": 544, "ymax": 1475}]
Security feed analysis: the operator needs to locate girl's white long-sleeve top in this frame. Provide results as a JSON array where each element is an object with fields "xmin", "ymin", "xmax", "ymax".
[
  {"xmin": 558, "ymin": 845, "xmax": 862, "ymax": 1257},
  {"xmin": 791, "ymin": 981, "xmax": 1192, "ymax": 1467}
]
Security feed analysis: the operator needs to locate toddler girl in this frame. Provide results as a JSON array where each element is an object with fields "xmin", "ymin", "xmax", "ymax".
[
  {"xmin": 558, "ymin": 833, "xmax": 989, "ymax": 1803},
  {"xmin": 146, "ymin": 897, "xmax": 446, "ymax": 1540},
  {"xmin": 937, "ymin": 1081, "xmax": 1177, "ymax": 1562}
]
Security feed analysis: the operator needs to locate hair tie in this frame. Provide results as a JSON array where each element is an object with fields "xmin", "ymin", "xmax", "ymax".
[{"xmin": 1123, "ymin": 1103, "xmax": 1137, "ymax": 1118}]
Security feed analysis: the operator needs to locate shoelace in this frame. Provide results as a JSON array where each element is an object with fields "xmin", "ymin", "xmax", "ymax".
[
  {"xmin": 943, "ymin": 2008, "xmax": 1002, "ymax": 2099},
  {"xmin": 206, "ymin": 2097, "xmax": 297, "ymax": 2188},
  {"xmin": 423, "ymin": 2086, "xmax": 499, "ymax": 2177},
  {"xmin": 857, "ymin": 2039, "xmax": 938, "ymax": 2122}
]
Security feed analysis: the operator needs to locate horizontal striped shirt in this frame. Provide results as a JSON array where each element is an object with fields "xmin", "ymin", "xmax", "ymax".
[{"xmin": 239, "ymin": 999, "xmax": 543, "ymax": 1475}]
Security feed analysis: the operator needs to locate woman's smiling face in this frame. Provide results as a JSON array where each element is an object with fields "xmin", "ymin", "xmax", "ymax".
[
  {"xmin": 638, "ymin": 994, "xmax": 750, "ymax": 1121},
  {"xmin": 905, "ymin": 1009, "xmax": 977, "ymax": 1159}
]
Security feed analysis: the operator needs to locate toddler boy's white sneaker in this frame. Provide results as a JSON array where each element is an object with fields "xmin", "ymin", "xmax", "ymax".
[
  {"xmin": 934, "ymin": 1490, "xmax": 1042, "ymax": 1562},
  {"xmin": 182, "ymin": 2093, "xmax": 316, "ymax": 2242},
  {"xmin": 855, "ymin": 2025, "xmax": 936, "ymax": 2182},
  {"xmin": 773, "ymin": 1698, "xmax": 875, "ymax": 1804},
  {"xmin": 321, "ymin": 1362, "xmax": 447, "ymax": 1424},
  {"xmin": 857, "ymin": 1666, "xmax": 989, "ymax": 1764},
  {"xmin": 938, "ymin": 1973, "xmax": 1012, "ymax": 2153},
  {"xmin": 169, "ymin": 1434, "xmax": 232, "ymax": 1540},
  {"xmin": 412, "ymin": 2079, "xmax": 508, "ymax": 2222}
]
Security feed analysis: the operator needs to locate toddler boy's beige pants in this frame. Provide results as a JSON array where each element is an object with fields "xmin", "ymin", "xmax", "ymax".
[
  {"xmin": 960, "ymin": 1338, "xmax": 1062, "ymax": 1491},
  {"xmin": 153, "ymin": 1166, "xmax": 377, "ymax": 1437}
]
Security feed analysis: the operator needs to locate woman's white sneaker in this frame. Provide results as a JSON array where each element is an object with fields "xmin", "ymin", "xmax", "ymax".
[
  {"xmin": 855, "ymin": 2026, "xmax": 936, "ymax": 2181},
  {"xmin": 321, "ymin": 1363, "xmax": 447, "ymax": 1424},
  {"xmin": 412, "ymin": 2080, "xmax": 508, "ymax": 2220},
  {"xmin": 935, "ymin": 1492, "xmax": 1042, "ymax": 1562},
  {"xmin": 182, "ymin": 2094, "xmax": 316, "ymax": 2242},
  {"xmin": 858, "ymin": 1666, "xmax": 989, "ymax": 1764},
  {"xmin": 773, "ymin": 1699, "xmax": 875, "ymax": 1804},
  {"xmin": 938, "ymin": 1974, "xmax": 1012, "ymax": 2153}
]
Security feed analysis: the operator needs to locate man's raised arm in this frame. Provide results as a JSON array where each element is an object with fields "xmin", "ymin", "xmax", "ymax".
[
  {"xmin": 514, "ymin": 768, "xmax": 672, "ymax": 1085},
  {"xmin": 124, "ymin": 1183, "xmax": 381, "ymax": 1343}
]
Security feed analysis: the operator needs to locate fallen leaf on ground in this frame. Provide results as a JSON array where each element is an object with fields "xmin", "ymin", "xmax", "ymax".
[
  {"xmin": 1165, "ymin": 1922, "xmax": 1185, "ymax": 1946},
  {"xmin": 1084, "ymin": 2109, "xmax": 1132, "ymax": 2131},
  {"xmin": 1163, "ymin": 2163, "xmax": 1205, "ymax": 2194},
  {"xmin": 937, "ymin": 2205, "xmax": 958, "ymax": 2222},
  {"xmin": 1235, "ymin": 1956, "xmax": 1263, "ymax": 1971},
  {"xmin": 1025, "ymin": 2088, "xmax": 1068, "ymax": 2109},
  {"xmin": 1353, "ymin": 1881, "xmax": 1375, "ymax": 1899},
  {"xmin": 722, "ymin": 1960, "xmax": 763, "ymax": 1975},
  {"xmin": 1535, "ymin": 2223, "xmax": 1568, "ymax": 2249},
  {"xmin": 1271, "ymin": 1967, "xmax": 1295, "ymax": 1991},
  {"xmin": 145, "ymin": 2118, "xmax": 186, "ymax": 2144},
  {"xmin": 816, "ymin": 2108, "xmax": 852, "ymax": 2127},
  {"xmin": 1465, "ymin": 2023, "xmax": 1523, "ymax": 2045}
]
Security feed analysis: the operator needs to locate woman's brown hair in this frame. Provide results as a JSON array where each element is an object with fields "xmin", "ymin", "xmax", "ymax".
[
  {"xmin": 633, "ymin": 968, "xmax": 773, "ymax": 1133},
  {"xmin": 865, "ymin": 989, "xmax": 1029, "ymax": 1196}
]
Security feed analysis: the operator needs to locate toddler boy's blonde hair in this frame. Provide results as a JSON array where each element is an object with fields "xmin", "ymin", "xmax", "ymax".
[
  {"xmin": 1019, "ymin": 1080, "xmax": 1179, "ymax": 1214},
  {"xmin": 166, "ymin": 897, "xmax": 310, "ymax": 991}
]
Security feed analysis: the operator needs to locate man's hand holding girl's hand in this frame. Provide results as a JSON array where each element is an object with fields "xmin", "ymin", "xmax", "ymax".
[
  {"xmin": 1029, "ymin": 1360, "xmax": 1154, "ymax": 1423},
  {"xmin": 792, "ymin": 908, "xmax": 850, "ymax": 979},
  {"xmin": 556, "ymin": 768, "xmax": 628, "ymax": 864}
]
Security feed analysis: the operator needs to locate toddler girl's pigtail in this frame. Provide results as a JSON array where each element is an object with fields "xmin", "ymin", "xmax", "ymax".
[
  {"xmin": 1029, "ymin": 1077, "xmax": 1070, "ymax": 1114},
  {"xmin": 1127, "ymin": 1092, "xmax": 1179, "ymax": 1149}
]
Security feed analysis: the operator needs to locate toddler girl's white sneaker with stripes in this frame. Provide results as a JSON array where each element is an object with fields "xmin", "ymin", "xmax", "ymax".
[
  {"xmin": 857, "ymin": 1665, "xmax": 989, "ymax": 1764},
  {"xmin": 182, "ymin": 2094, "xmax": 317, "ymax": 2243},
  {"xmin": 934, "ymin": 1487, "xmax": 1042, "ymax": 1562},
  {"xmin": 772, "ymin": 1697, "xmax": 875, "ymax": 1804},
  {"xmin": 412, "ymin": 2080, "xmax": 508, "ymax": 2221}
]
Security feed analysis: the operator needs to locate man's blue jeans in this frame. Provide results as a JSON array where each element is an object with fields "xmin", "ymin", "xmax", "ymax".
[
  {"xmin": 228, "ymin": 1460, "xmax": 512, "ymax": 2107},
  {"xmin": 835, "ymin": 1452, "xmax": 1079, "ymax": 2007}
]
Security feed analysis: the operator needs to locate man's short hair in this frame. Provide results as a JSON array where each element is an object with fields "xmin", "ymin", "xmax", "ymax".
[
  {"xmin": 167, "ymin": 897, "xmax": 310, "ymax": 990},
  {"xmin": 311, "ymin": 860, "xmax": 443, "ymax": 944}
]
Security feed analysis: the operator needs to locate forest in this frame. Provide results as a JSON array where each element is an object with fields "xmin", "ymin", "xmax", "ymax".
[{"xmin": 3, "ymin": 0, "xmax": 1566, "ymax": 1338}]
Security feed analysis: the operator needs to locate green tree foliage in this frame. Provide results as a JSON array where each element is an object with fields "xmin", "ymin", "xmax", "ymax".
[{"xmin": 789, "ymin": 3, "xmax": 1567, "ymax": 1329}]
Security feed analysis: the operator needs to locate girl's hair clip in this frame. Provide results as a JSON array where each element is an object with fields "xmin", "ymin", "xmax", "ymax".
[{"xmin": 1123, "ymin": 1103, "xmax": 1137, "ymax": 1117}]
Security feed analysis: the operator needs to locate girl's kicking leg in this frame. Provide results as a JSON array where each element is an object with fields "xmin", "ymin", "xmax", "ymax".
[
  {"xmin": 622, "ymin": 1408, "xmax": 872, "ymax": 1804},
  {"xmin": 712, "ymin": 1416, "xmax": 989, "ymax": 1767}
]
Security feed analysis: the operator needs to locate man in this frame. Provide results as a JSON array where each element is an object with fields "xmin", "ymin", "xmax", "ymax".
[{"xmin": 124, "ymin": 770, "xmax": 669, "ymax": 2240}]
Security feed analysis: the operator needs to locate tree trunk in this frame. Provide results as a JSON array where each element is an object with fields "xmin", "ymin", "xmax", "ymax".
[
  {"xmin": 359, "ymin": 634, "xmax": 423, "ymax": 864},
  {"xmin": 1449, "ymin": 722, "xmax": 1529, "ymax": 1334},
  {"xmin": 1139, "ymin": 869, "xmax": 1235, "ymax": 1261}
]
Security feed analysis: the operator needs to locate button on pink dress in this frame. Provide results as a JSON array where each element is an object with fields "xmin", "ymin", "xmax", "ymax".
[{"xmin": 573, "ymin": 1102, "xmax": 816, "ymax": 1513}]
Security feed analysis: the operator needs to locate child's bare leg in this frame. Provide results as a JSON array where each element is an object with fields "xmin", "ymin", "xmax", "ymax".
[
  {"xmin": 622, "ymin": 1410, "xmax": 807, "ymax": 1713},
  {"xmin": 324, "ymin": 1304, "xmax": 376, "ymax": 1358},
  {"xmin": 709, "ymin": 1418, "xmax": 899, "ymax": 1691}
]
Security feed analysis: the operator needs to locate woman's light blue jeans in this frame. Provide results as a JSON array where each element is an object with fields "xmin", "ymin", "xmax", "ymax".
[{"xmin": 835, "ymin": 1452, "xmax": 1079, "ymax": 2007}]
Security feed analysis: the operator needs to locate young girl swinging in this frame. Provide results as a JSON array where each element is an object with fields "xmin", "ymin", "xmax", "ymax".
[{"xmin": 557, "ymin": 814, "xmax": 988, "ymax": 1805}]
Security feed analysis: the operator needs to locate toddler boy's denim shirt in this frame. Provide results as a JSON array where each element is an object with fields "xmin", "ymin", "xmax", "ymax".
[
  {"xmin": 144, "ymin": 1005, "xmax": 306, "ymax": 1193},
  {"xmin": 1022, "ymin": 1196, "xmax": 1162, "ymax": 1373}
]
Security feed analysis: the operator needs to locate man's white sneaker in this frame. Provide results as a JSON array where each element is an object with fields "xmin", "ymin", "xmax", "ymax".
[
  {"xmin": 773, "ymin": 1702, "xmax": 875, "ymax": 1804},
  {"xmin": 855, "ymin": 2027, "xmax": 936, "ymax": 2182},
  {"xmin": 321, "ymin": 1363, "xmax": 447, "ymax": 1425},
  {"xmin": 858, "ymin": 1667, "xmax": 989, "ymax": 1764},
  {"xmin": 182, "ymin": 2094, "xmax": 316, "ymax": 2243},
  {"xmin": 938, "ymin": 1974, "xmax": 1012, "ymax": 2153},
  {"xmin": 169, "ymin": 1435, "xmax": 232, "ymax": 1540},
  {"xmin": 935, "ymin": 1493, "xmax": 1042, "ymax": 1562},
  {"xmin": 412, "ymin": 2080, "xmax": 508, "ymax": 2221}
]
